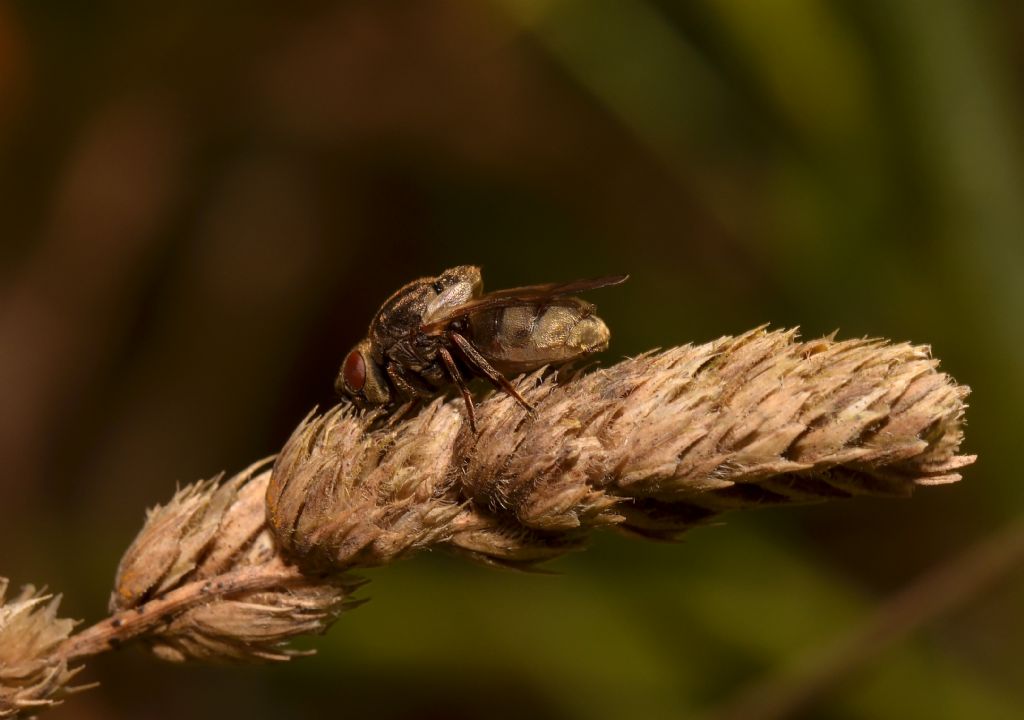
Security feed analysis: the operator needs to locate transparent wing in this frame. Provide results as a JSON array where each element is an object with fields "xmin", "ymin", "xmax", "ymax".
[{"xmin": 420, "ymin": 274, "xmax": 628, "ymax": 335}]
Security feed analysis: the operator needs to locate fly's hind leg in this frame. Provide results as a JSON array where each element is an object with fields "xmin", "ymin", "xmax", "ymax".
[
  {"xmin": 447, "ymin": 332, "xmax": 535, "ymax": 413},
  {"xmin": 438, "ymin": 346, "xmax": 477, "ymax": 433}
]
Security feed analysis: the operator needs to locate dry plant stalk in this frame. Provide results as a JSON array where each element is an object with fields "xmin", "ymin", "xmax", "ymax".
[{"xmin": 0, "ymin": 328, "xmax": 974, "ymax": 717}]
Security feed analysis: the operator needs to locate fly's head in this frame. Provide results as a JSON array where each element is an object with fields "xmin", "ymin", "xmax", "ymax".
[{"xmin": 335, "ymin": 338, "xmax": 390, "ymax": 407}]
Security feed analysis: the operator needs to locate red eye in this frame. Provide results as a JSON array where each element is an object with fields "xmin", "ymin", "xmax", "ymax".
[{"xmin": 343, "ymin": 351, "xmax": 366, "ymax": 392}]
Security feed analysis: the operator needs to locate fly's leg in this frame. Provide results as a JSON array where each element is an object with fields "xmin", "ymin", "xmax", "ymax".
[
  {"xmin": 385, "ymin": 363, "xmax": 433, "ymax": 425},
  {"xmin": 447, "ymin": 331, "xmax": 536, "ymax": 413},
  {"xmin": 386, "ymin": 363, "xmax": 426, "ymax": 400},
  {"xmin": 438, "ymin": 346, "xmax": 477, "ymax": 433}
]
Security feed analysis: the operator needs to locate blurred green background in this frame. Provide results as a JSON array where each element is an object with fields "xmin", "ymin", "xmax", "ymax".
[{"xmin": 1, "ymin": 1, "xmax": 1022, "ymax": 718}]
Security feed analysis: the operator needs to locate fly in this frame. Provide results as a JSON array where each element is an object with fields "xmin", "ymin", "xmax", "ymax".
[{"xmin": 336, "ymin": 265, "xmax": 626, "ymax": 432}]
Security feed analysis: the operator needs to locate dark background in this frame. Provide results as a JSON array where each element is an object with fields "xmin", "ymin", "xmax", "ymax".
[{"xmin": 2, "ymin": 1, "xmax": 1023, "ymax": 718}]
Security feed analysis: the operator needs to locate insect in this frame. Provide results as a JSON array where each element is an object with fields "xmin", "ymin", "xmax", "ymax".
[{"xmin": 336, "ymin": 265, "xmax": 627, "ymax": 432}]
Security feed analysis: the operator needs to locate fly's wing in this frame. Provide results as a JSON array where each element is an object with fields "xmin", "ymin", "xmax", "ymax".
[{"xmin": 420, "ymin": 274, "xmax": 628, "ymax": 335}]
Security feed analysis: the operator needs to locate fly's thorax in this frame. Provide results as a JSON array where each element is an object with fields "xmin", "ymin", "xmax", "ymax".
[
  {"xmin": 387, "ymin": 334, "xmax": 443, "ymax": 375},
  {"xmin": 370, "ymin": 282, "xmax": 435, "ymax": 349},
  {"xmin": 468, "ymin": 298, "xmax": 611, "ymax": 374},
  {"xmin": 369, "ymin": 266, "xmax": 483, "ymax": 351}
]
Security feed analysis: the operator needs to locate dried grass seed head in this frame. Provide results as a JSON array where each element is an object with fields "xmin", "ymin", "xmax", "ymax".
[
  {"xmin": 267, "ymin": 328, "xmax": 973, "ymax": 569},
  {"xmin": 267, "ymin": 400, "xmax": 466, "ymax": 571},
  {"xmin": 112, "ymin": 461, "xmax": 358, "ymax": 663},
  {"xmin": 0, "ymin": 580, "xmax": 80, "ymax": 718}
]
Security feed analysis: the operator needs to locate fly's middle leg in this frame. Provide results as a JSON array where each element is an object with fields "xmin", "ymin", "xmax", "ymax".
[{"xmin": 438, "ymin": 346, "xmax": 477, "ymax": 433}]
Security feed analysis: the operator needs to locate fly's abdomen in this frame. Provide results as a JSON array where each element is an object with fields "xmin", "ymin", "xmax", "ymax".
[{"xmin": 468, "ymin": 298, "xmax": 611, "ymax": 374}]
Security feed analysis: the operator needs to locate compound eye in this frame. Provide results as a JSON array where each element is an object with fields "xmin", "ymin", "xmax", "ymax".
[{"xmin": 342, "ymin": 350, "xmax": 366, "ymax": 392}]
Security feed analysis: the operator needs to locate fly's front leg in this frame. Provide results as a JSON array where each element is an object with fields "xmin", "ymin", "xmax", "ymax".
[
  {"xmin": 447, "ymin": 332, "xmax": 535, "ymax": 413},
  {"xmin": 385, "ymin": 363, "xmax": 436, "ymax": 425},
  {"xmin": 438, "ymin": 346, "xmax": 477, "ymax": 433},
  {"xmin": 382, "ymin": 362, "xmax": 417, "ymax": 426},
  {"xmin": 386, "ymin": 363, "xmax": 424, "ymax": 401}
]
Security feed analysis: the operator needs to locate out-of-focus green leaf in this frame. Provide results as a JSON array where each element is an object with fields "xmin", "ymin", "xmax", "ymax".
[{"xmin": 703, "ymin": 0, "xmax": 873, "ymax": 145}]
